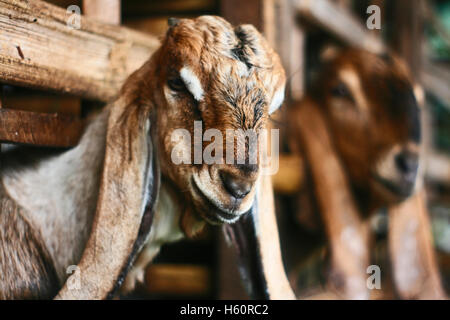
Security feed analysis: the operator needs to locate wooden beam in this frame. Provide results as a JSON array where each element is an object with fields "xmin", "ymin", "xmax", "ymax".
[
  {"xmin": 83, "ymin": 0, "xmax": 120, "ymax": 25},
  {"xmin": 0, "ymin": 0, "xmax": 159, "ymax": 102},
  {"xmin": 0, "ymin": 108, "xmax": 83, "ymax": 147},
  {"xmin": 273, "ymin": 152, "xmax": 450, "ymax": 195},
  {"xmin": 295, "ymin": 0, "xmax": 384, "ymax": 54}
]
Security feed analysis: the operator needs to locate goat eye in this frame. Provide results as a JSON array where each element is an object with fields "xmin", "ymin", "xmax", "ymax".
[
  {"xmin": 331, "ymin": 82, "xmax": 352, "ymax": 99},
  {"xmin": 167, "ymin": 77, "xmax": 185, "ymax": 92}
]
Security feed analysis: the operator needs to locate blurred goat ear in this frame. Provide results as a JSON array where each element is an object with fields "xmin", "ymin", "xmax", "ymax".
[
  {"xmin": 168, "ymin": 17, "xmax": 180, "ymax": 27},
  {"xmin": 320, "ymin": 45, "xmax": 340, "ymax": 62},
  {"xmin": 56, "ymin": 97, "xmax": 160, "ymax": 299}
]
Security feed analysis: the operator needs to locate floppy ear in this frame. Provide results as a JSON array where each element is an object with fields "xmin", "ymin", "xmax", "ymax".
[
  {"xmin": 55, "ymin": 98, "xmax": 160, "ymax": 299},
  {"xmin": 224, "ymin": 168, "xmax": 295, "ymax": 299}
]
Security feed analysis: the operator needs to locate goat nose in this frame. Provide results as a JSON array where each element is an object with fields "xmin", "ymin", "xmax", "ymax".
[
  {"xmin": 395, "ymin": 151, "xmax": 419, "ymax": 174},
  {"xmin": 220, "ymin": 172, "xmax": 252, "ymax": 199}
]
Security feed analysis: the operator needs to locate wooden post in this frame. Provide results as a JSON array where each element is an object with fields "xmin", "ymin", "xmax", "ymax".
[
  {"xmin": 389, "ymin": 0, "xmax": 422, "ymax": 78},
  {"xmin": 220, "ymin": 0, "xmax": 263, "ymax": 31}
]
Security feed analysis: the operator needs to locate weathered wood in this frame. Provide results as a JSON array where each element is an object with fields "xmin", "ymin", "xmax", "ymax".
[
  {"xmin": 295, "ymin": 0, "xmax": 384, "ymax": 54},
  {"xmin": 0, "ymin": 0, "xmax": 159, "ymax": 102},
  {"xmin": 3, "ymin": 93, "xmax": 80, "ymax": 115},
  {"xmin": 0, "ymin": 108, "xmax": 83, "ymax": 147},
  {"xmin": 83, "ymin": 0, "xmax": 120, "ymax": 25}
]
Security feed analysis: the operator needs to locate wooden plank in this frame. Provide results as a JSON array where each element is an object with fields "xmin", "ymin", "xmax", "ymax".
[
  {"xmin": 0, "ymin": 0, "xmax": 159, "ymax": 102},
  {"xmin": 3, "ymin": 94, "xmax": 80, "ymax": 115},
  {"xmin": 295, "ymin": 0, "xmax": 384, "ymax": 54},
  {"xmin": 83, "ymin": 0, "xmax": 120, "ymax": 25},
  {"xmin": 0, "ymin": 108, "xmax": 83, "ymax": 147}
]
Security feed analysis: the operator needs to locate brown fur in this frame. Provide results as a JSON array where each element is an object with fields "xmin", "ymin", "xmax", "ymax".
[
  {"xmin": 1, "ymin": 16, "xmax": 289, "ymax": 299},
  {"xmin": 290, "ymin": 48, "xmax": 444, "ymax": 299},
  {"xmin": 123, "ymin": 16, "xmax": 285, "ymax": 231},
  {"xmin": 0, "ymin": 183, "xmax": 59, "ymax": 299}
]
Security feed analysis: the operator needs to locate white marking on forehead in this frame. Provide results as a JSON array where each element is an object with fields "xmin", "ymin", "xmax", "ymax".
[
  {"xmin": 269, "ymin": 86, "xmax": 285, "ymax": 114},
  {"xmin": 339, "ymin": 68, "xmax": 368, "ymax": 112},
  {"xmin": 236, "ymin": 61, "xmax": 249, "ymax": 77},
  {"xmin": 180, "ymin": 66, "xmax": 204, "ymax": 101}
]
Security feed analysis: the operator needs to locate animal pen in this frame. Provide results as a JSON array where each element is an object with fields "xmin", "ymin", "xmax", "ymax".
[{"xmin": 0, "ymin": 0, "xmax": 449, "ymax": 301}]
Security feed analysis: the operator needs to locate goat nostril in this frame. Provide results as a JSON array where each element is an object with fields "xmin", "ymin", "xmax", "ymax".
[
  {"xmin": 395, "ymin": 152, "xmax": 419, "ymax": 174},
  {"xmin": 220, "ymin": 172, "xmax": 252, "ymax": 199}
]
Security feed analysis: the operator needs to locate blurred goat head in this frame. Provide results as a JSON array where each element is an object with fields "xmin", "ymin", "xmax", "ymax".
[{"xmin": 314, "ymin": 48, "xmax": 422, "ymax": 207}]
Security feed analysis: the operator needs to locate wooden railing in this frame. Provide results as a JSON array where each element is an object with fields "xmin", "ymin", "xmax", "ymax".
[{"xmin": 0, "ymin": 0, "xmax": 159, "ymax": 147}]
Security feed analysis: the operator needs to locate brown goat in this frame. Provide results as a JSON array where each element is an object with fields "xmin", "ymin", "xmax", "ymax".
[
  {"xmin": 289, "ymin": 48, "xmax": 445, "ymax": 299},
  {"xmin": 0, "ymin": 16, "xmax": 293, "ymax": 299}
]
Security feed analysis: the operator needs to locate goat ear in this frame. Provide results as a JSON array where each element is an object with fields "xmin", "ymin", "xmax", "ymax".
[
  {"xmin": 168, "ymin": 17, "xmax": 180, "ymax": 27},
  {"xmin": 224, "ymin": 174, "xmax": 295, "ymax": 299},
  {"xmin": 56, "ymin": 101, "xmax": 159, "ymax": 299}
]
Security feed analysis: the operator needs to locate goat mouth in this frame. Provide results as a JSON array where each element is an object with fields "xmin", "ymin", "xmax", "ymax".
[
  {"xmin": 191, "ymin": 178, "xmax": 244, "ymax": 225},
  {"xmin": 372, "ymin": 174, "xmax": 415, "ymax": 199}
]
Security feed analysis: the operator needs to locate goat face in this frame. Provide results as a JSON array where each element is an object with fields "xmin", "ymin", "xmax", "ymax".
[
  {"xmin": 146, "ymin": 16, "xmax": 285, "ymax": 227},
  {"xmin": 316, "ymin": 49, "xmax": 421, "ymax": 206}
]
